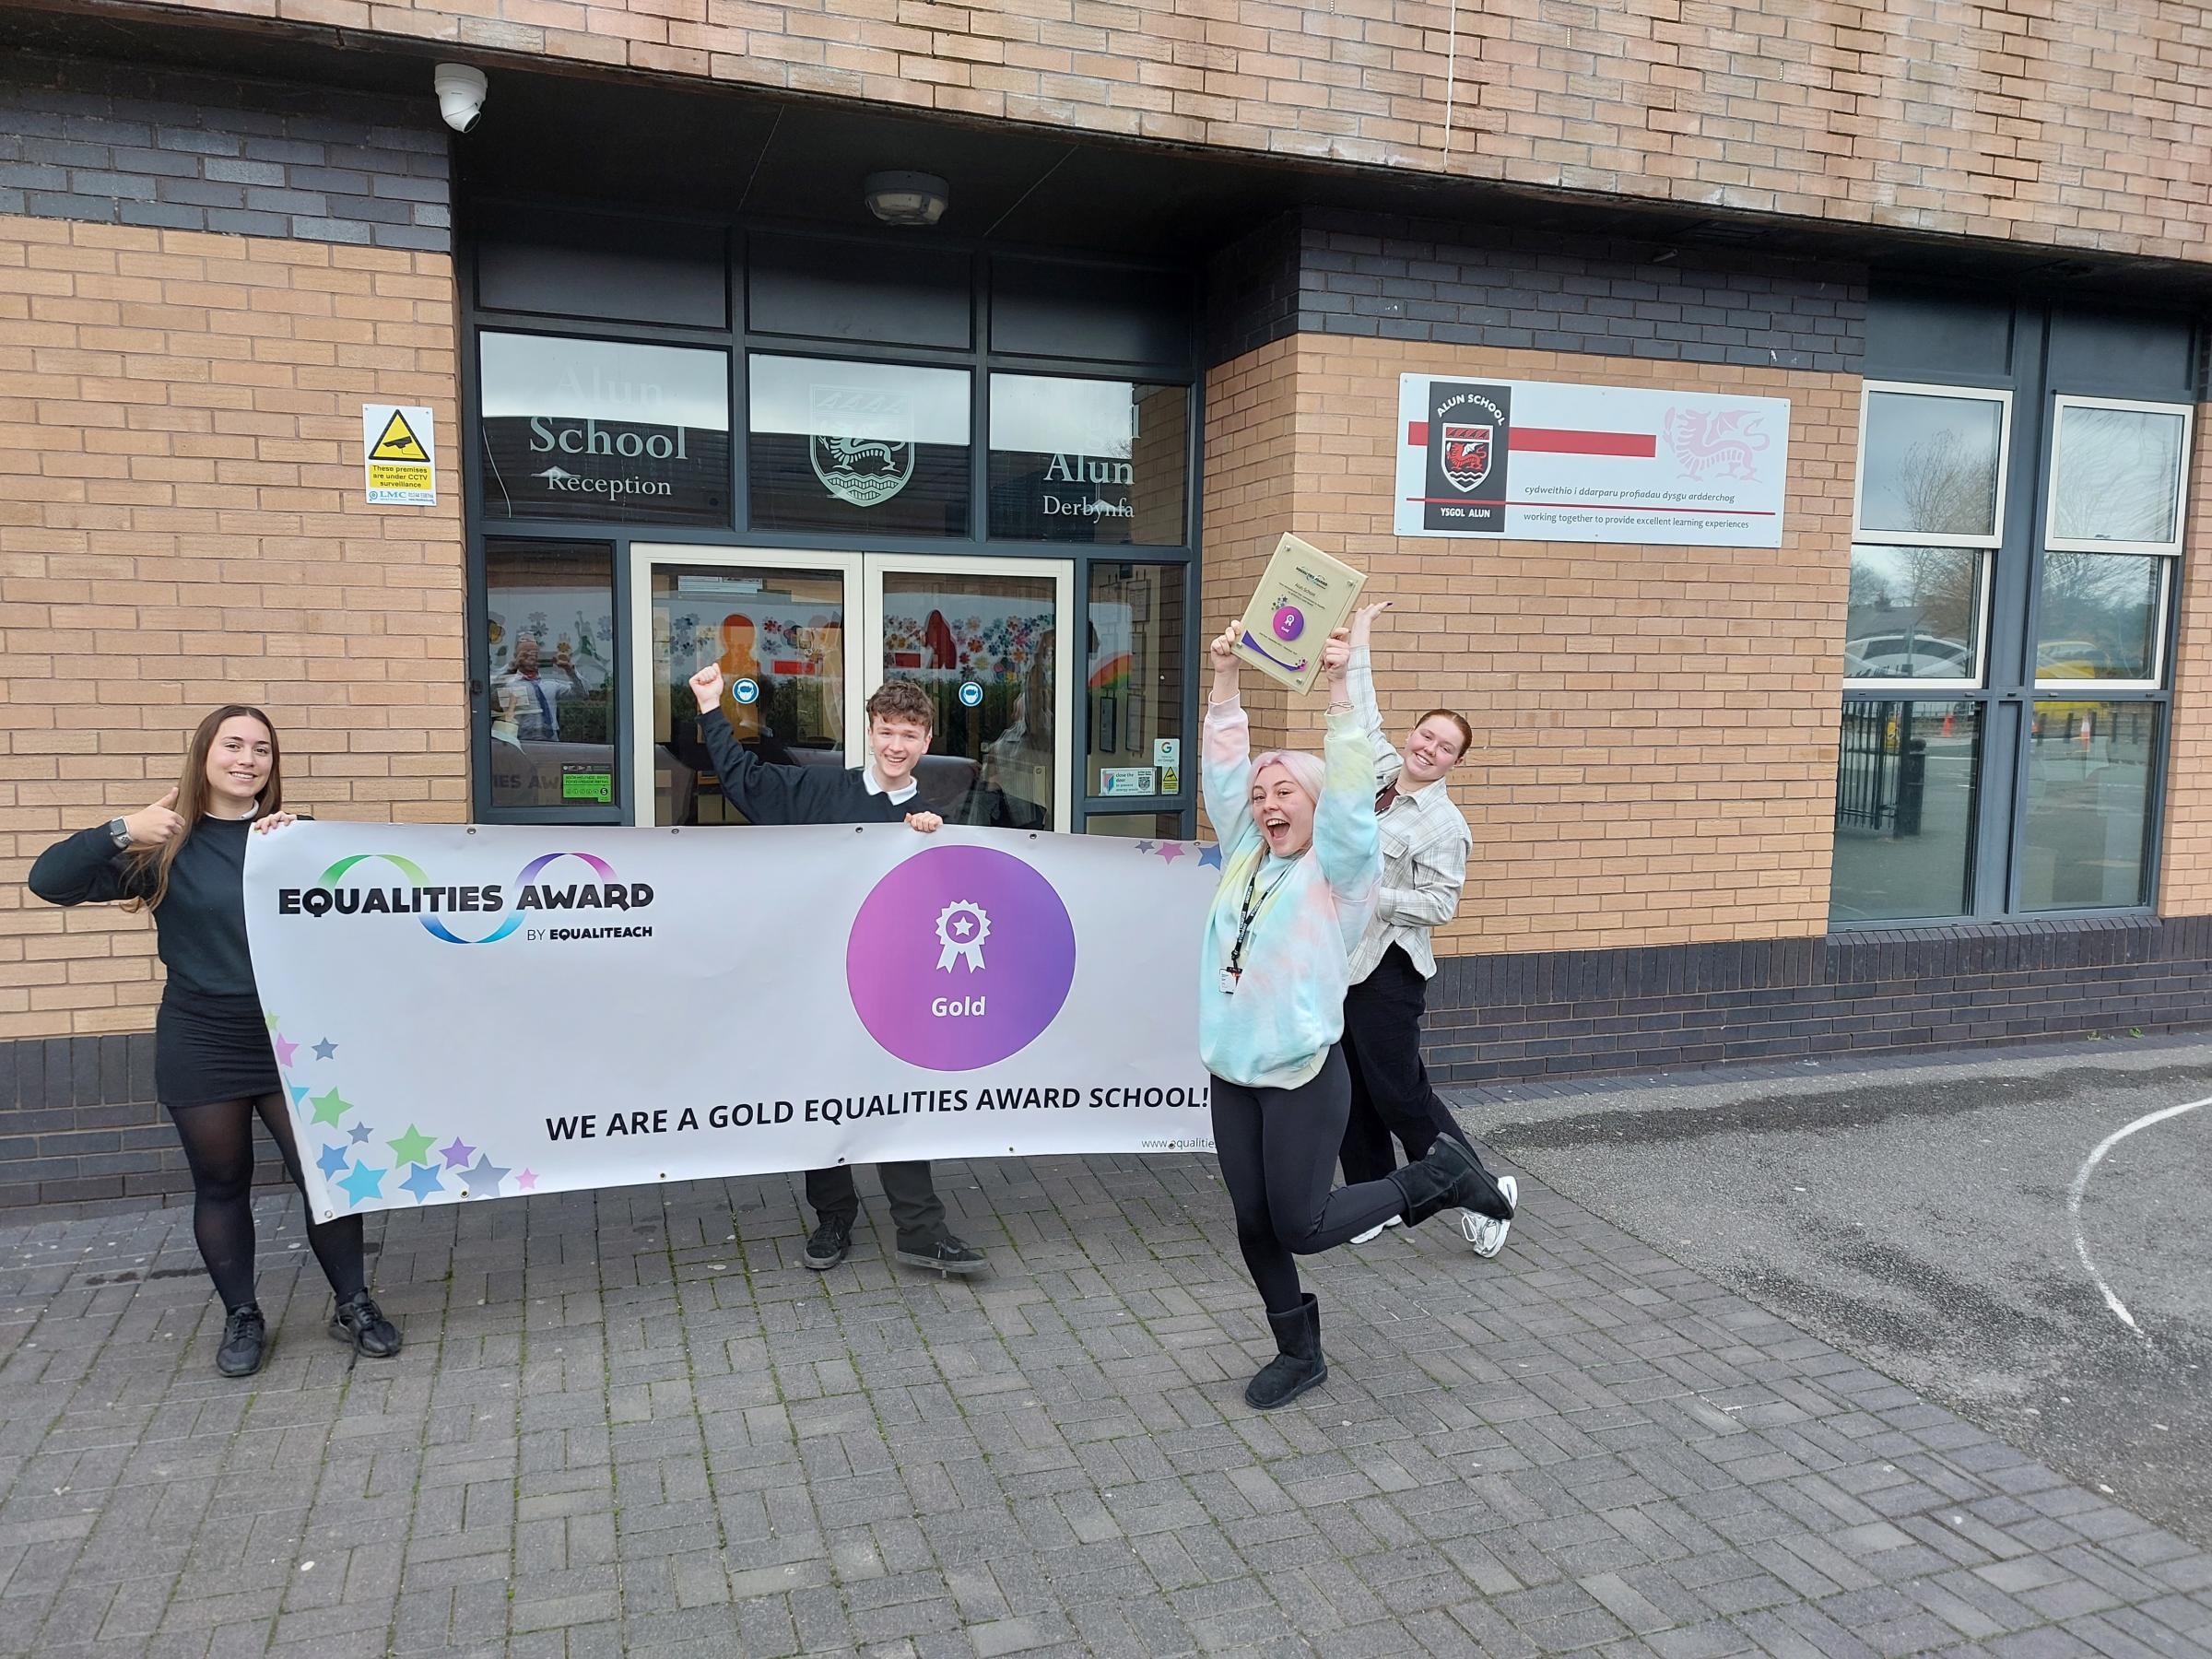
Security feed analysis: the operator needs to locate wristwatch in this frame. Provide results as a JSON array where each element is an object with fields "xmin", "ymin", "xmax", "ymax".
[{"xmin": 107, "ymin": 817, "xmax": 131, "ymax": 850}]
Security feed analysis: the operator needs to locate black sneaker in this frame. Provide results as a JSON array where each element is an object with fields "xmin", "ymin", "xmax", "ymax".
[
  {"xmin": 217, "ymin": 1303, "xmax": 266, "ymax": 1378},
  {"xmin": 894, "ymin": 1234, "xmax": 989, "ymax": 1276},
  {"xmin": 327, "ymin": 1290, "xmax": 402, "ymax": 1358},
  {"xmin": 803, "ymin": 1216, "xmax": 854, "ymax": 1270}
]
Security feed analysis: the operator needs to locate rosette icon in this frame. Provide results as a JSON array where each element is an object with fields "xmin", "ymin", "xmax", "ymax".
[{"xmin": 934, "ymin": 900, "xmax": 990, "ymax": 971}]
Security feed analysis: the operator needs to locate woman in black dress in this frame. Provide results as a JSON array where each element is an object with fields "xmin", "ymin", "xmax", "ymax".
[{"xmin": 29, "ymin": 705, "xmax": 401, "ymax": 1377}]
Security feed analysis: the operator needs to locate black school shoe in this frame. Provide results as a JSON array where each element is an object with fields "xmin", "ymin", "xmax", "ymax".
[
  {"xmin": 894, "ymin": 1233, "xmax": 989, "ymax": 1276},
  {"xmin": 1245, "ymin": 1294, "xmax": 1326, "ymax": 1410},
  {"xmin": 217, "ymin": 1303, "xmax": 266, "ymax": 1378},
  {"xmin": 328, "ymin": 1290, "xmax": 402, "ymax": 1358},
  {"xmin": 804, "ymin": 1216, "xmax": 854, "ymax": 1270}
]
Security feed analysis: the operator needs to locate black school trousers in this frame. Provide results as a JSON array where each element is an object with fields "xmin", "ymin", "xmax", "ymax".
[
  {"xmin": 1338, "ymin": 944, "xmax": 1477, "ymax": 1183},
  {"xmin": 805, "ymin": 1161, "xmax": 947, "ymax": 1247}
]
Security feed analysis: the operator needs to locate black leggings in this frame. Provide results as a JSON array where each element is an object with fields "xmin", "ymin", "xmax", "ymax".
[
  {"xmin": 1211, "ymin": 1046, "xmax": 1406, "ymax": 1315},
  {"xmin": 170, "ymin": 1092, "xmax": 367, "ymax": 1312}
]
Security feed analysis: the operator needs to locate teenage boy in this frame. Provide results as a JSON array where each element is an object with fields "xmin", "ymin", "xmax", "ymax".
[{"xmin": 688, "ymin": 661, "xmax": 990, "ymax": 1277}]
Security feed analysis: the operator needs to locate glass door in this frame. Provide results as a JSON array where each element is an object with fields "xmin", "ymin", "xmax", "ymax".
[
  {"xmin": 630, "ymin": 548, "xmax": 1076, "ymax": 830},
  {"xmin": 863, "ymin": 558, "xmax": 1077, "ymax": 830},
  {"xmin": 630, "ymin": 547, "xmax": 860, "ymax": 826}
]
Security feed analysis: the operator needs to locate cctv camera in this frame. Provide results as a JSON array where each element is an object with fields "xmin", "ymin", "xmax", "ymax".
[{"xmin": 433, "ymin": 64, "xmax": 487, "ymax": 135}]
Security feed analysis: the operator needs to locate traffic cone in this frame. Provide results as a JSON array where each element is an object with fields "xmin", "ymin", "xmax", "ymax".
[
  {"xmin": 1942, "ymin": 712, "xmax": 1953, "ymax": 737},
  {"xmin": 2079, "ymin": 712, "xmax": 2094, "ymax": 748}
]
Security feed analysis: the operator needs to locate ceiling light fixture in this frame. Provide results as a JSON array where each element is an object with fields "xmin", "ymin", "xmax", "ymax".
[{"xmin": 864, "ymin": 171, "xmax": 948, "ymax": 227}]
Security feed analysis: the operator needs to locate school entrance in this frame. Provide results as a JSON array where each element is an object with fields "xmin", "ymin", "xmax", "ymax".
[{"xmin": 629, "ymin": 547, "xmax": 1077, "ymax": 829}]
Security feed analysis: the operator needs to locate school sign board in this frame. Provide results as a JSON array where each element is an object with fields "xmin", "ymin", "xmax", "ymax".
[
  {"xmin": 1394, "ymin": 373, "xmax": 1790, "ymax": 547},
  {"xmin": 243, "ymin": 824, "xmax": 1220, "ymax": 1221}
]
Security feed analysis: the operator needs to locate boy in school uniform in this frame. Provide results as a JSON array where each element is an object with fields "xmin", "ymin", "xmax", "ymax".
[{"xmin": 688, "ymin": 661, "xmax": 989, "ymax": 1276}]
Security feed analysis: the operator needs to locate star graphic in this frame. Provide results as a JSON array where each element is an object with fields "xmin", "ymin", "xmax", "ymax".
[
  {"xmin": 398, "ymin": 1162, "xmax": 446, "ymax": 1204},
  {"xmin": 1155, "ymin": 841, "xmax": 1185, "ymax": 865},
  {"xmin": 516, "ymin": 1169, "xmax": 540, "ymax": 1192},
  {"xmin": 953, "ymin": 916, "xmax": 972, "ymax": 936},
  {"xmin": 462, "ymin": 1154, "xmax": 511, "ymax": 1196},
  {"xmin": 308, "ymin": 1088, "xmax": 352, "ymax": 1127},
  {"xmin": 438, "ymin": 1135, "xmax": 477, "ymax": 1170},
  {"xmin": 337, "ymin": 1160, "xmax": 387, "ymax": 1206},
  {"xmin": 315, "ymin": 1143, "xmax": 350, "ymax": 1179},
  {"xmin": 1198, "ymin": 844, "xmax": 1224, "ymax": 868},
  {"xmin": 387, "ymin": 1124, "xmax": 436, "ymax": 1166},
  {"xmin": 265, "ymin": 1013, "xmax": 280, "ymax": 1030},
  {"xmin": 312, "ymin": 1039, "xmax": 338, "ymax": 1061},
  {"xmin": 347, "ymin": 1123, "xmax": 373, "ymax": 1146},
  {"xmin": 291, "ymin": 1085, "xmax": 311, "ymax": 1108},
  {"xmin": 271, "ymin": 1033, "xmax": 300, "ymax": 1068},
  {"xmin": 1134, "ymin": 841, "xmax": 1157, "ymax": 853}
]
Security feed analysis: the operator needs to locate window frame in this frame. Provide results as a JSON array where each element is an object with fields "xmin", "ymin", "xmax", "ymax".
[
  {"xmin": 2030, "ymin": 553, "xmax": 2170, "ymax": 694},
  {"xmin": 1852, "ymin": 380, "xmax": 2016, "ymax": 550},
  {"xmin": 2041, "ymin": 394, "xmax": 2194, "ymax": 558}
]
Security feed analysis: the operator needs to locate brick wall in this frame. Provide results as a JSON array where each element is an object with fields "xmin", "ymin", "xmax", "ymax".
[
  {"xmin": 1210, "ymin": 210, "xmax": 1865, "ymax": 372},
  {"xmin": 88, "ymin": 0, "xmax": 2212, "ymax": 267},
  {"xmin": 0, "ymin": 53, "xmax": 449, "ymax": 252},
  {"xmin": 2157, "ymin": 402, "xmax": 2212, "ymax": 918},
  {"xmin": 1198, "ymin": 329, "xmax": 1857, "ymax": 954},
  {"xmin": 0, "ymin": 212, "xmax": 468, "ymax": 1051}
]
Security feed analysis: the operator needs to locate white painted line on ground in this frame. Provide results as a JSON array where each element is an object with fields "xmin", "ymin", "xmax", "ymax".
[{"xmin": 2067, "ymin": 1092, "xmax": 2212, "ymax": 1341}]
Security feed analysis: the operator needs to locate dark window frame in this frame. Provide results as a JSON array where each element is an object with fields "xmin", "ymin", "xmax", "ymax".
[
  {"xmin": 1834, "ymin": 296, "xmax": 2202, "ymax": 928},
  {"xmin": 457, "ymin": 204, "xmax": 1205, "ymax": 834}
]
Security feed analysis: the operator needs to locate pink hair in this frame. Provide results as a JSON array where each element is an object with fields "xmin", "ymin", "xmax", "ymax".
[{"xmin": 1249, "ymin": 749, "xmax": 1326, "ymax": 816}]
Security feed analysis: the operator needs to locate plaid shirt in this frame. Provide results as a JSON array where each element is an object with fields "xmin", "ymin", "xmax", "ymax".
[{"xmin": 1344, "ymin": 648, "xmax": 1471, "ymax": 985}]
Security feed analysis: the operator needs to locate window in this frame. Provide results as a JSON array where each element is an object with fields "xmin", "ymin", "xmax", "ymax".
[
  {"xmin": 1831, "ymin": 313, "xmax": 2193, "ymax": 924},
  {"xmin": 478, "ymin": 334, "xmax": 730, "ymax": 525},
  {"xmin": 747, "ymin": 355, "xmax": 971, "ymax": 535},
  {"xmin": 988, "ymin": 376, "xmax": 1189, "ymax": 545},
  {"xmin": 1846, "ymin": 383, "xmax": 2010, "ymax": 689},
  {"xmin": 1085, "ymin": 561, "xmax": 1187, "ymax": 801},
  {"xmin": 486, "ymin": 542, "xmax": 617, "ymax": 812}
]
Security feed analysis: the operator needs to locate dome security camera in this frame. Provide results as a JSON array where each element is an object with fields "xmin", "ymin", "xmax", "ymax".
[{"xmin": 433, "ymin": 64, "xmax": 488, "ymax": 135}]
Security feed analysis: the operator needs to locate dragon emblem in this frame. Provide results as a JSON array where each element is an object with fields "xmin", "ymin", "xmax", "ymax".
[
  {"xmin": 1663, "ymin": 406, "xmax": 1770, "ymax": 482},
  {"xmin": 810, "ymin": 387, "xmax": 914, "ymax": 508}
]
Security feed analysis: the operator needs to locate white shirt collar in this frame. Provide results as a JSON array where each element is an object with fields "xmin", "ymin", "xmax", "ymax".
[{"xmin": 861, "ymin": 764, "xmax": 919, "ymax": 806}]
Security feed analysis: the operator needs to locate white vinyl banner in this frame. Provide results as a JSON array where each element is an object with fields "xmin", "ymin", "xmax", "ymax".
[
  {"xmin": 242, "ymin": 823, "xmax": 1221, "ymax": 1221},
  {"xmin": 1394, "ymin": 372, "xmax": 1791, "ymax": 547}
]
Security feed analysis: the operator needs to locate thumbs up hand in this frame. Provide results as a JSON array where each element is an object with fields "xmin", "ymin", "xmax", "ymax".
[{"xmin": 123, "ymin": 788, "xmax": 185, "ymax": 849}]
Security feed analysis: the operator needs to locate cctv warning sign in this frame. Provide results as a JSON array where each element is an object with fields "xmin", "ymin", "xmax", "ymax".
[{"xmin": 362, "ymin": 403, "xmax": 436, "ymax": 505}]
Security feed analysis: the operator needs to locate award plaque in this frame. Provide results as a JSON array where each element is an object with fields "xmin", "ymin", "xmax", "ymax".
[{"xmin": 1230, "ymin": 533, "xmax": 1368, "ymax": 693}]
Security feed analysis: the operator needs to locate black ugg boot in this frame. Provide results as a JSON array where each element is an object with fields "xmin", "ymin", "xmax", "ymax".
[
  {"xmin": 1244, "ymin": 1294, "xmax": 1326, "ymax": 1409},
  {"xmin": 1388, "ymin": 1135, "xmax": 1514, "ymax": 1227}
]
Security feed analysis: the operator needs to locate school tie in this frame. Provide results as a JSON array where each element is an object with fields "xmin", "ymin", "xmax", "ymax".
[{"xmin": 1374, "ymin": 781, "xmax": 1397, "ymax": 815}]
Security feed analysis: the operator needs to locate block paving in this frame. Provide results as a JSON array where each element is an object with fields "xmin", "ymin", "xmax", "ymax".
[{"xmin": 2, "ymin": 1146, "xmax": 2208, "ymax": 1657}]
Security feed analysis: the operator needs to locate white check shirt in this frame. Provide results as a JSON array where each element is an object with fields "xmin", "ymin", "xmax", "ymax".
[{"xmin": 1344, "ymin": 648, "xmax": 1471, "ymax": 984}]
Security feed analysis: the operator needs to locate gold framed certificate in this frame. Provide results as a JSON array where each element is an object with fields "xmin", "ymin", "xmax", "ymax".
[{"xmin": 1230, "ymin": 534, "xmax": 1368, "ymax": 692}]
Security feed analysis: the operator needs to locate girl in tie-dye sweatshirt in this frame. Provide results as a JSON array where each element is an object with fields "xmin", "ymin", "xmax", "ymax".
[{"xmin": 1200, "ymin": 618, "xmax": 1507, "ymax": 1412}]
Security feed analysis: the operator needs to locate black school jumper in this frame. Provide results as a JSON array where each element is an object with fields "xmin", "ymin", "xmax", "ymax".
[{"xmin": 696, "ymin": 709, "xmax": 952, "ymax": 1246}]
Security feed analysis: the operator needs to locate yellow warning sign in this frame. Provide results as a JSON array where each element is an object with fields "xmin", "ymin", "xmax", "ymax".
[
  {"xmin": 370, "ymin": 407, "xmax": 428, "ymax": 462},
  {"xmin": 362, "ymin": 403, "xmax": 436, "ymax": 505}
]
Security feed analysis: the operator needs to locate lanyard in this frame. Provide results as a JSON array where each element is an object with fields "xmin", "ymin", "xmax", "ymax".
[{"xmin": 1225, "ymin": 853, "xmax": 1300, "ymax": 980}]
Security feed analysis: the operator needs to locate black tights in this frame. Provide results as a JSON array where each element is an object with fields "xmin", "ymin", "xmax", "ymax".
[
  {"xmin": 170, "ymin": 1092, "xmax": 366, "ymax": 1312},
  {"xmin": 1210, "ymin": 1046, "xmax": 1406, "ymax": 1315}
]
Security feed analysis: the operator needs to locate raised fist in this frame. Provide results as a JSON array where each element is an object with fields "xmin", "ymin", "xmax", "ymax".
[{"xmin": 688, "ymin": 662, "xmax": 724, "ymax": 715}]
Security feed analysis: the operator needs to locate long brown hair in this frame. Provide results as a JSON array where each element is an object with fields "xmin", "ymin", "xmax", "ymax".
[{"xmin": 125, "ymin": 705, "xmax": 283, "ymax": 912}]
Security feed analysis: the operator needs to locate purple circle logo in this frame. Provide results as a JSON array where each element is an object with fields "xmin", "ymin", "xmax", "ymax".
[
  {"xmin": 847, "ymin": 845, "xmax": 1077, "ymax": 1070},
  {"xmin": 1272, "ymin": 604, "xmax": 1305, "ymax": 641}
]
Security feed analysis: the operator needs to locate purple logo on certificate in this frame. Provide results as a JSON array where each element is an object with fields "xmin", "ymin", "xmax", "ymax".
[
  {"xmin": 847, "ymin": 845, "xmax": 1077, "ymax": 1070},
  {"xmin": 1271, "ymin": 604, "xmax": 1305, "ymax": 641}
]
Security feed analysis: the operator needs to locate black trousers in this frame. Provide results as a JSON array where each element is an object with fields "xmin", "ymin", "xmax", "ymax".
[
  {"xmin": 1211, "ymin": 1046, "xmax": 1406, "ymax": 1315},
  {"xmin": 1338, "ymin": 945, "xmax": 1477, "ymax": 1183},
  {"xmin": 805, "ymin": 1161, "xmax": 947, "ymax": 1247}
]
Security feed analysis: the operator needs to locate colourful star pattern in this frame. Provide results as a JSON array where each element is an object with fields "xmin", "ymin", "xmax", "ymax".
[
  {"xmin": 438, "ymin": 1136, "xmax": 477, "ymax": 1170},
  {"xmin": 291, "ymin": 1085, "xmax": 312, "ymax": 1108},
  {"xmin": 1155, "ymin": 841, "xmax": 1185, "ymax": 865},
  {"xmin": 338, "ymin": 1161, "xmax": 387, "ymax": 1206},
  {"xmin": 1198, "ymin": 845, "xmax": 1224, "ymax": 868},
  {"xmin": 462, "ymin": 1154, "xmax": 511, "ymax": 1196},
  {"xmin": 516, "ymin": 1170, "xmax": 539, "ymax": 1191},
  {"xmin": 316, "ymin": 1143, "xmax": 350, "ymax": 1178},
  {"xmin": 347, "ymin": 1123, "xmax": 374, "ymax": 1146},
  {"xmin": 387, "ymin": 1125, "xmax": 436, "ymax": 1166},
  {"xmin": 312, "ymin": 1039, "xmax": 338, "ymax": 1060},
  {"xmin": 272, "ymin": 1033, "xmax": 300, "ymax": 1068},
  {"xmin": 308, "ymin": 1088, "xmax": 352, "ymax": 1127},
  {"xmin": 398, "ymin": 1162, "xmax": 446, "ymax": 1203},
  {"xmin": 1134, "ymin": 841, "xmax": 1156, "ymax": 853}
]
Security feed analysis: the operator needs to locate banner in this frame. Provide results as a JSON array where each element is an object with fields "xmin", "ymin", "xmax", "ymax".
[
  {"xmin": 242, "ymin": 824, "xmax": 1222, "ymax": 1220},
  {"xmin": 1394, "ymin": 372, "xmax": 1791, "ymax": 547}
]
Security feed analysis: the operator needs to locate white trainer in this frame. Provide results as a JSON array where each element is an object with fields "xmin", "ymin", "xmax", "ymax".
[{"xmin": 1460, "ymin": 1174, "xmax": 1517, "ymax": 1259}]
